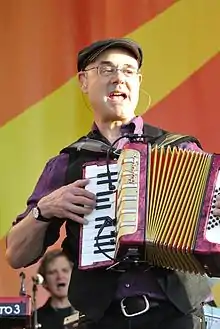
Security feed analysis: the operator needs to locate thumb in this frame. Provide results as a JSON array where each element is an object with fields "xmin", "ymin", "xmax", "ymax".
[{"xmin": 70, "ymin": 179, "xmax": 90, "ymax": 188}]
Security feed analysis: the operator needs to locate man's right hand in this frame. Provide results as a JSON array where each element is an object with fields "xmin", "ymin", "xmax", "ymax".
[{"xmin": 37, "ymin": 179, "xmax": 96, "ymax": 224}]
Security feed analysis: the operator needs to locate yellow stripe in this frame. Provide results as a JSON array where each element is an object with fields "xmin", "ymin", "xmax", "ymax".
[
  {"xmin": 133, "ymin": 0, "xmax": 220, "ymax": 115},
  {"xmin": 0, "ymin": 0, "xmax": 219, "ymax": 235},
  {"xmin": 0, "ymin": 80, "xmax": 93, "ymax": 235}
]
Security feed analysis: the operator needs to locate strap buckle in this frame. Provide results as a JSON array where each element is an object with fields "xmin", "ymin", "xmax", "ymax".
[{"xmin": 120, "ymin": 295, "xmax": 150, "ymax": 317}]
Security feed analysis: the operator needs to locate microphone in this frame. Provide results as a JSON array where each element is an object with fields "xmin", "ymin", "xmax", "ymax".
[
  {"xmin": 19, "ymin": 271, "xmax": 26, "ymax": 296},
  {"xmin": 32, "ymin": 274, "xmax": 43, "ymax": 329},
  {"xmin": 32, "ymin": 273, "xmax": 44, "ymax": 286}
]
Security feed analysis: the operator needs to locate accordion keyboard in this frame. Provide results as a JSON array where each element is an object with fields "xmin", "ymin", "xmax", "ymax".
[{"xmin": 80, "ymin": 163, "xmax": 118, "ymax": 267}]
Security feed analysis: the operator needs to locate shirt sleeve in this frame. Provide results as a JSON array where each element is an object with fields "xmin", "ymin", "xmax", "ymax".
[
  {"xmin": 11, "ymin": 152, "xmax": 69, "ymax": 263},
  {"xmin": 13, "ymin": 152, "xmax": 69, "ymax": 224}
]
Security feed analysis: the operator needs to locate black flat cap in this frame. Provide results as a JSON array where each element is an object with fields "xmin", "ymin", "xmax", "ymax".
[{"xmin": 77, "ymin": 38, "xmax": 143, "ymax": 72}]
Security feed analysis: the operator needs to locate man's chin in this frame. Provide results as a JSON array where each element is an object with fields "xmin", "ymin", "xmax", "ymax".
[
  {"xmin": 54, "ymin": 289, "xmax": 68, "ymax": 298},
  {"xmin": 105, "ymin": 105, "xmax": 133, "ymax": 120}
]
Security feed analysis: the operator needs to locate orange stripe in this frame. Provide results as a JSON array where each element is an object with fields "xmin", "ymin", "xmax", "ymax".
[
  {"xmin": 143, "ymin": 54, "xmax": 220, "ymax": 152},
  {"xmin": 0, "ymin": 0, "xmax": 175, "ymax": 127},
  {"xmin": 0, "ymin": 235, "xmax": 46, "ymax": 305}
]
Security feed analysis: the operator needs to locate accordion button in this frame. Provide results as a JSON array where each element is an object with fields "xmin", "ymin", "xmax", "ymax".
[{"xmin": 125, "ymin": 284, "xmax": 130, "ymax": 288}]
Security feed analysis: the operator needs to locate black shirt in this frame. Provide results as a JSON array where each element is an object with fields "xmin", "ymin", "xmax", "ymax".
[{"xmin": 35, "ymin": 298, "xmax": 73, "ymax": 329}]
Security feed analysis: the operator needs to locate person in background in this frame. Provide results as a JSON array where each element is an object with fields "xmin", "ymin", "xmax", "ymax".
[{"xmin": 34, "ymin": 249, "xmax": 74, "ymax": 329}]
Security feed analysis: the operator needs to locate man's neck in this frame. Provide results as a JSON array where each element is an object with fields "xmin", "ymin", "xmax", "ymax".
[
  {"xmin": 50, "ymin": 297, "xmax": 71, "ymax": 309},
  {"xmin": 95, "ymin": 118, "xmax": 133, "ymax": 144}
]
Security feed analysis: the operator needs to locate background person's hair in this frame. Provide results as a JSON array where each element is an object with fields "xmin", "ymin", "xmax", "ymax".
[{"xmin": 38, "ymin": 249, "xmax": 73, "ymax": 282}]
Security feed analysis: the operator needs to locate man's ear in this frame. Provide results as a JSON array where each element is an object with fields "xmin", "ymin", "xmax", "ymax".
[
  {"xmin": 138, "ymin": 73, "xmax": 142, "ymax": 85},
  {"xmin": 78, "ymin": 72, "xmax": 88, "ymax": 93}
]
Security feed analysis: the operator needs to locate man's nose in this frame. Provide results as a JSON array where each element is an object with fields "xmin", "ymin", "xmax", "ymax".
[
  {"xmin": 56, "ymin": 272, "xmax": 64, "ymax": 279},
  {"xmin": 111, "ymin": 69, "xmax": 126, "ymax": 84}
]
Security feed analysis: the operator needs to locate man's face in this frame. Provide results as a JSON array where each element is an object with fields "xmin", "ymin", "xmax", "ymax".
[
  {"xmin": 44, "ymin": 256, "xmax": 72, "ymax": 299},
  {"xmin": 79, "ymin": 48, "xmax": 142, "ymax": 123}
]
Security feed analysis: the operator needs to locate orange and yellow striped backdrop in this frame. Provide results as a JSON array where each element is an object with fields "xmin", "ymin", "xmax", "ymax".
[{"xmin": 0, "ymin": 0, "xmax": 220, "ymax": 307}]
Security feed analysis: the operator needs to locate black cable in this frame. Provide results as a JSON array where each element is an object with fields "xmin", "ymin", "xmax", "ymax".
[
  {"xmin": 97, "ymin": 134, "xmax": 149, "ymax": 262},
  {"xmin": 106, "ymin": 133, "xmax": 148, "ymax": 190},
  {"xmin": 95, "ymin": 216, "xmax": 116, "ymax": 261}
]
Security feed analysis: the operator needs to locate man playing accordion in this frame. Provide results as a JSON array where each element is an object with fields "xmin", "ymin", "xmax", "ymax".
[{"xmin": 6, "ymin": 37, "xmax": 220, "ymax": 329}]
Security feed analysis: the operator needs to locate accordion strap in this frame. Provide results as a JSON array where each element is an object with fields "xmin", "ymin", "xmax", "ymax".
[
  {"xmin": 151, "ymin": 132, "xmax": 202, "ymax": 149},
  {"xmin": 61, "ymin": 137, "xmax": 111, "ymax": 154},
  {"xmin": 60, "ymin": 124, "xmax": 202, "ymax": 155}
]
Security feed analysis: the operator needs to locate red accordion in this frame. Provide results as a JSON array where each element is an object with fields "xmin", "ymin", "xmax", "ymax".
[{"xmin": 79, "ymin": 142, "xmax": 220, "ymax": 276}]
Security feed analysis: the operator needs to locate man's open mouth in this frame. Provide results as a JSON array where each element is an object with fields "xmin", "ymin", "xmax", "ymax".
[
  {"xmin": 57, "ymin": 283, "xmax": 66, "ymax": 288},
  {"xmin": 108, "ymin": 91, "xmax": 127, "ymax": 100}
]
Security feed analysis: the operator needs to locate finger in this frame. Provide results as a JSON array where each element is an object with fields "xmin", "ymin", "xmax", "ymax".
[
  {"xmin": 213, "ymin": 208, "xmax": 220, "ymax": 217},
  {"xmin": 64, "ymin": 211, "xmax": 88, "ymax": 225},
  {"xmin": 70, "ymin": 179, "xmax": 90, "ymax": 188},
  {"xmin": 68, "ymin": 195, "xmax": 96, "ymax": 208},
  {"xmin": 66, "ymin": 203, "xmax": 94, "ymax": 216},
  {"xmin": 216, "ymin": 195, "xmax": 220, "ymax": 201},
  {"xmin": 68, "ymin": 186, "xmax": 96, "ymax": 200}
]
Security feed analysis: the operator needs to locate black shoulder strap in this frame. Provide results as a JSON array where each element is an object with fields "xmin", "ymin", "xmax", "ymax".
[
  {"xmin": 143, "ymin": 123, "xmax": 202, "ymax": 149},
  {"xmin": 60, "ymin": 132, "xmax": 111, "ymax": 155},
  {"xmin": 60, "ymin": 124, "xmax": 202, "ymax": 155},
  {"xmin": 153, "ymin": 132, "xmax": 202, "ymax": 149},
  {"xmin": 61, "ymin": 138, "xmax": 110, "ymax": 154}
]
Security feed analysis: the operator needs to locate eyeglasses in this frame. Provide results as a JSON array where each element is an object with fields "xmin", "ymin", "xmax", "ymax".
[{"xmin": 84, "ymin": 64, "xmax": 139, "ymax": 78}]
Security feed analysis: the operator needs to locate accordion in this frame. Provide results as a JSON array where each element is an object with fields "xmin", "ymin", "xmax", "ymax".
[{"xmin": 79, "ymin": 142, "xmax": 220, "ymax": 276}]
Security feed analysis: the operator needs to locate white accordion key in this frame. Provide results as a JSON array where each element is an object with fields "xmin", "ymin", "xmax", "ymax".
[
  {"xmin": 205, "ymin": 171, "xmax": 220, "ymax": 244},
  {"xmin": 80, "ymin": 163, "xmax": 118, "ymax": 268}
]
